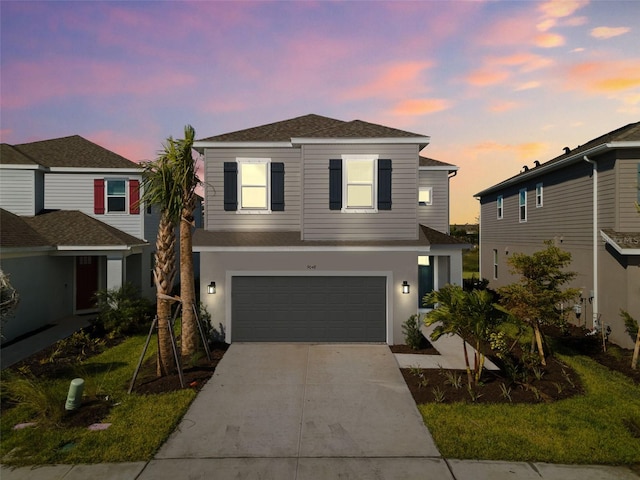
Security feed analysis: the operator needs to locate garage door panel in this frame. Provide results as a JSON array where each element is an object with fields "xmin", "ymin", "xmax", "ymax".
[{"xmin": 231, "ymin": 276, "xmax": 386, "ymax": 342}]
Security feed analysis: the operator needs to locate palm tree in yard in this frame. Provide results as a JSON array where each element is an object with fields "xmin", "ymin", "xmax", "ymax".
[
  {"xmin": 173, "ymin": 125, "xmax": 200, "ymax": 359},
  {"xmin": 142, "ymin": 142, "xmax": 182, "ymax": 376}
]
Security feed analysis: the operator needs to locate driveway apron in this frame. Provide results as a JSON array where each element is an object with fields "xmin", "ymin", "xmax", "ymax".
[{"xmin": 156, "ymin": 344, "xmax": 440, "ymax": 460}]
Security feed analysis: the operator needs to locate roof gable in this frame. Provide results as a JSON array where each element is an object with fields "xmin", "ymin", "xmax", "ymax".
[
  {"xmin": 9, "ymin": 135, "xmax": 138, "ymax": 169},
  {"xmin": 197, "ymin": 114, "xmax": 429, "ymax": 144}
]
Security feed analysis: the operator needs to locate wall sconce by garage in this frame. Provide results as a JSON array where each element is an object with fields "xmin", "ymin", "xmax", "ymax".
[
  {"xmin": 402, "ymin": 281, "xmax": 410, "ymax": 294},
  {"xmin": 207, "ymin": 281, "xmax": 216, "ymax": 294}
]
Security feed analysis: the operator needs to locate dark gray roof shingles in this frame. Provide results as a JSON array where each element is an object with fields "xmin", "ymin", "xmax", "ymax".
[
  {"xmin": 0, "ymin": 209, "xmax": 51, "ymax": 248},
  {"xmin": 5, "ymin": 135, "xmax": 138, "ymax": 169},
  {"xmin": 198, "ymin": 114, "xmax": 428, "ymax": 143},
  {"xmin": 193, "ymin": 224, "xmax": 465, "ymax": 248}
]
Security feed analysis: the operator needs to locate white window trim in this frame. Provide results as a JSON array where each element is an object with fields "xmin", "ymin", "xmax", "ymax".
[
  {"xmin": 519, "ymin": 188, "xmax": 527, "ymax": 223},
  {"xmin": 105, "ymin": 178, "xmax": 128, "ymax": 215},
  {"xmin": 493, "ymin": 249, "xmax": 498, "ymax": 279},
  {"xmin": 497, "ymin": 195, "xmax": 503, "ymax": 220},
  {"xmin": 419, "ymin": 187, "xmax": 433, "ymax": 206},
  {"xmin": 237, "ymin": 158, "xmax": 271, "ymax": 215},
  {"xmin": 341, "ymin": 154, "xmax": 378, "ymax": 213},
  {"xmin": 536, "ymin": 182, "xmax": 543, "ymax": 208}
]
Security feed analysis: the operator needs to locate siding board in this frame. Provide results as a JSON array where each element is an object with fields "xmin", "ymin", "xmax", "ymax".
[{"xmin": 0, "ymin": 169, "xmax": 36, "ymax": 216}]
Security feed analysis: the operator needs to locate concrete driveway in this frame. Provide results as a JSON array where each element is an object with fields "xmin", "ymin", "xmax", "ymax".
[{"xmin": 150, "ymin": 343, "xmax": 448, "ymax": 479}]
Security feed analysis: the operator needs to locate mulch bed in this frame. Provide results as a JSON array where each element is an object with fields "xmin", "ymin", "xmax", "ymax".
[{"xmin": 395, "ymin": 324, "xmax": 639, "ymax": 405}]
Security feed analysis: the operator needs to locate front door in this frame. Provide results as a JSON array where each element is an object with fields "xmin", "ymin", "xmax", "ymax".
[{"xmin": 76, "ymin": 256, "xmax": 99, "ymax": 310}]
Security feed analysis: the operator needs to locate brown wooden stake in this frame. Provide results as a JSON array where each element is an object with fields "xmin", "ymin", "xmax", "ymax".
[{"xmin": 632, "ymin": 328, "xmax": 640, "ymax": 370}]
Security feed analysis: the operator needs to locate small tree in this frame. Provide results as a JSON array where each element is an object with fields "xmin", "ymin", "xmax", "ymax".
[
  {"xmin": 497, "ymin": 241, "xmax": 580, "ymax": 366},
  {"xmin": 621, "ymin": 309, "xmax": 640, "ymax": 370},
  {"xmin": 424, "ymin": 284, "xmax": 502, "ymax": 387}
]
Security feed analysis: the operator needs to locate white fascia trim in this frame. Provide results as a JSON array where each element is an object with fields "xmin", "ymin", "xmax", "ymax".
[
  {"xmin": 0, "ymin": 164, "xmax": 45, "ymax": 171},
  {"xmin": 601, "ymin": 230, "xmax": 640, "ymax": 255},
  {"xmin": 194, "ymin": 245, "xmax": 431, "ymax": 253},
  {"xmin": 56, "ymin": 245, "xmax": 144, "ymax": 252},
  {"xmin": 474, "ymin": 141, "xmax": 640, "ymax": 198},
  {"xmin": 291, "ymin": 137, "xmax": 430, "ymax": 145},
  {"xmin": 419, "ymin": 165, "xmax": 459, "ymax": 171},
  {"xmin": 48, "ymin": 167, "xmax": 143, "ymax": 173},
  {"xmin": 193, "ymin": 141, "xmax": 293, "ymax": 149}
]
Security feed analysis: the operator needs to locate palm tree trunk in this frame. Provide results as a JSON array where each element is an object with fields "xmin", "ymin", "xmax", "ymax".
[
  {"xmin": 180, "ymin": 201, "xmax": 198, "ymax": 359},
  {"xmin": 462, "ymin": 339, "xmax": 473, "ymax": 387},
  {"xmin": 155, "ymin": 212, "xmax": 177, "ymax": 376}
]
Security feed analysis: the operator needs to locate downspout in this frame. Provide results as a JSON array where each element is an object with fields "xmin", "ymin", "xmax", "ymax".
[
  {"xmin": 583, "ymin": 156, "xmax": 599, "ymax": 331},
  {"xmin": 448, "ymin": 170, "xmax": 457, "ymax": 235}
]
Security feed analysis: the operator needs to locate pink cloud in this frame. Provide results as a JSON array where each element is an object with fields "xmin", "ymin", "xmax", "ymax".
[
  {"xmin": 465, "ymin": 69, "xmax": 510, "ymax": 87},
  {"xmin": 591, "ymin": 26, "xmax": 631, "ymax": 39},
  {"xmin": 488, "ymin": 101, "xmax": 520, "ymax": 113},
  {"xmin": 565, "ymin": 59, "xmax": 640, "ymax": 94},
  {"xmin": 535, "ymin": 32, "xmax": 565, "ymax": 48},
  {"xmin": 472, "ymin": 141, "xmax": 548, "ymax": 160},
  {"xmin": 392, "ymin": 98, "xmax": 452, "ymax": 116},
  {"xmin": 341, "ymin": 61, "xmax": 434, "ymax": 101},
  {"xmin": 538, "ymin": 0, "xmax": 588, "ymax": 19},
  {"xmin": 515, "ymin": 81, "xmax": 541, "ymax": 91},
  {"xmin": 1, "ymin": 58, "xmax": 196, "ymax": 109},
  {"xmin": 489, "ymin": 53, "xmax": 554, "ymax": 73}
]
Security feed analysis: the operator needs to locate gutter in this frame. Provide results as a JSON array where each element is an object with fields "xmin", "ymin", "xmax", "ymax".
[{"xmin": 583, "ymin": 155, "xmax": 599, "ymax": 331}]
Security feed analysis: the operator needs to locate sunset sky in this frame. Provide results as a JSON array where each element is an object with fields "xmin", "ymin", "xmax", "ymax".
[{"xmin": 1, "ymin": 0, "xmax": 639, "ymax": 223}]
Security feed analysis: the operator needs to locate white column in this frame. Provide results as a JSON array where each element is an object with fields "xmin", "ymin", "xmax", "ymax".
[
  {"xmin": 106, "ymin": 255, "xmax": 125, "ymax": 291},
  {"xmin": 449, "ymin": 252, "xmax": 463, "ymax": 286}
]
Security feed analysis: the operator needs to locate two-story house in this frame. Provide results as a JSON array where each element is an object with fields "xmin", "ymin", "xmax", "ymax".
[
  {"xmin": 475, "ymin": 121, "xmax": 640, "ymax": 348},
  {"xmin": 0, "ymin": 135, "xmax": 158, "ymax": 342},
  {"xmin": 193, "ymin": 114, "xmax": 467, "ymax": 344}
]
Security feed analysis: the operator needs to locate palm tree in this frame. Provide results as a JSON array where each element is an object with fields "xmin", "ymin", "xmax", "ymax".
[
  {"xmin": 172, "ymin": 125, "xmax": 200, "ymax": 358},
  {"xmin": 141, "ymin": 145, "xmax": 182, "ymax": 376}
]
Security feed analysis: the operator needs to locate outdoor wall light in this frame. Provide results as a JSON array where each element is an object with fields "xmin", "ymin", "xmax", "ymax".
[
  {"xmin": 207, "ymin": 281, "xmax": 216, "ymax": 294},
  {"xmin": 402, "ymin": 281, "xmax": 410, "ymax": 294}
]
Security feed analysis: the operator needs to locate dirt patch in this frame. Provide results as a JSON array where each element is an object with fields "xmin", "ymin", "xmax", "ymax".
[{"xmin": 389, "ymin": 339, "xmax": 439, "ymax": 356}]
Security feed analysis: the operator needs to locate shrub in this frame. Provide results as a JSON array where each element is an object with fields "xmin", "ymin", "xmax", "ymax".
[
  {"xmin": 93, "ymin": 283, "xmax": 152, "ymax": 335},
  {"xmin": 402, "ymin": 314, "xmax": 424, "ymax": 350}
]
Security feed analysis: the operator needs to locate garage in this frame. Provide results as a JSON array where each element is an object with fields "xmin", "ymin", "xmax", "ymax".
[{"xmin": 231, "ymin": 276, "xmax": 386, "ymax": 342}]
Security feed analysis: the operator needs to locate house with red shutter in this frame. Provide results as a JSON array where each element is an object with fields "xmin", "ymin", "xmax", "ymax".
[{"xmin": 0, "ymin": 136, "xmax": 158, "ymax": 342}]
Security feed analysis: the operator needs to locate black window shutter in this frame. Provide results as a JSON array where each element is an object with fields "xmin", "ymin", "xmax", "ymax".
[
  {"xmin": 377, "ymin": 159, "xmax": 392, "ymax": 210},
  {"xmin": 329, "ymin": 159, "xmax": 342, "ymax": 210},
  {"xmin": 271, "ymin": 162, "xmax": 285, "ymax": 211},
  {"xmin": 223, "ymin": 162, "xmax": 238, "ymax": 211}
]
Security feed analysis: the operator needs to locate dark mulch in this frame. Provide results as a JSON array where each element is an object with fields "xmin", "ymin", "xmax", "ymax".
[
  {"xmin": 397, "ymin": 324, "xmax": 639, "ymax": 405},
  {"xmin": 131, "ymin": 342, "xmax": 228, "ymax": 395},
  {"xmin": 389, "ymin": 337, "xmax": 439, "ymax": 355}
]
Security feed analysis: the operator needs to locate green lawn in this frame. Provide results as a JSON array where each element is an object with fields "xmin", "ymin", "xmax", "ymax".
[
  {"xmin": 418, "ymin": 354, "xmax": 640, "ymax": 465},
  {"xmin": 0, "ymin": 334, "xmax": 196, "ymax": 466}
]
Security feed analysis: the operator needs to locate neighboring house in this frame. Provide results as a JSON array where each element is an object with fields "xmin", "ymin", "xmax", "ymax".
[
  {"xmin": 0, "ymin": 135, "xmax": 158, "ymax": 342},
  {"xmin": 475, "ymin": 121, "xmax": 640, "ymax": 348},
  {"xmin": 193, "ymin": 114, "xmax": 467, "ymax": 344}
]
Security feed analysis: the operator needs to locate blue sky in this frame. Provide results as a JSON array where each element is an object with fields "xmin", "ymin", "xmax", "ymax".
[{"xmin": 1, "ymin": 0, "xmax": 639, "ymax": 222}]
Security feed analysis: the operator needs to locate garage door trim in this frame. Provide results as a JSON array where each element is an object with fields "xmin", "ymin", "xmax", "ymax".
[{"xmin": 226, "ymin": 270, "xmax": 392, "ymax": 343}]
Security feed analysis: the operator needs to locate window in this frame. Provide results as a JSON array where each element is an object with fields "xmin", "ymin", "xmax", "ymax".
[
  {"xmin": 536, "ymin": 183, "xmax": 543, "ymax": 208},
  {"xmin": 224, "ymin": 161, "xmax": 284, "ymax": 212},
  {"xmin": 107, "ymin": 179, "xmax": 126, "ymax": 213},
  {"xmin": 238, "ymin": 159, "xmax": 269, "ymax": 211},
  {"xmin": 497, "ymin": 195, "xmax": 503, "ymax": 219},
  {"xmin": 493, "ymin": 249, "xmax": 498, "ymax": 279},
  {"xmin": 419, "ymin": 187, "xmax": 432, "ymax": 206},
  {"xmin": 329, "ymin": 156, "xmax": 391, "ymax": 211},
  {"xmin": 418, "ymin": 256, "xmax": 434, "ymax": 308},
  {"xmin": 344, "ymin": 156, "xmax": 377, "ymax": 211},
  {"xmin": 519, "ymin": 188, "xmax": 527, "ymax": 222}
]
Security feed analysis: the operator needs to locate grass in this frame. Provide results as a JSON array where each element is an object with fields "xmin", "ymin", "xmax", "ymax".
[
  {"xmin": 0, "ymin": 334, "xmax": 197, "ymax": 466},
  {"xmin": 462, "ymin": 247, "xmax": 479, "ymax": 279},
  {"xmin": 418, "ymin": 354, "xmax": 640, "ymax": 464}
]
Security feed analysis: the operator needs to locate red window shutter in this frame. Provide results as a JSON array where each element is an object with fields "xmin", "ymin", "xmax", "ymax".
[
  {"xmin": 94, "ymin": 179, "xmax": 105, "ymax": 214},
  {"xmin": 129, "ymin": 179, "xmax": 140, "ymax": 214}
]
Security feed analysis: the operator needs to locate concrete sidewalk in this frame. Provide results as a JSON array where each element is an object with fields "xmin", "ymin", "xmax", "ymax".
[{"xmin": 1, "ymin": 341, "xmax": 639, "ymax": 479}]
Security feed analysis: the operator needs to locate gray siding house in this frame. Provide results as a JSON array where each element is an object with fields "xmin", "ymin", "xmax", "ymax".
[
  {"xmin": 0, "ymin": 136, "xmax": 158, "ymax": 342},
  {"xmin": 475, "ymin": 122, "xmax": 640, "ymax": 348},
  {"xmin": 194, "ymin": 114, "xmax": 466, "ymax": 344}
]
